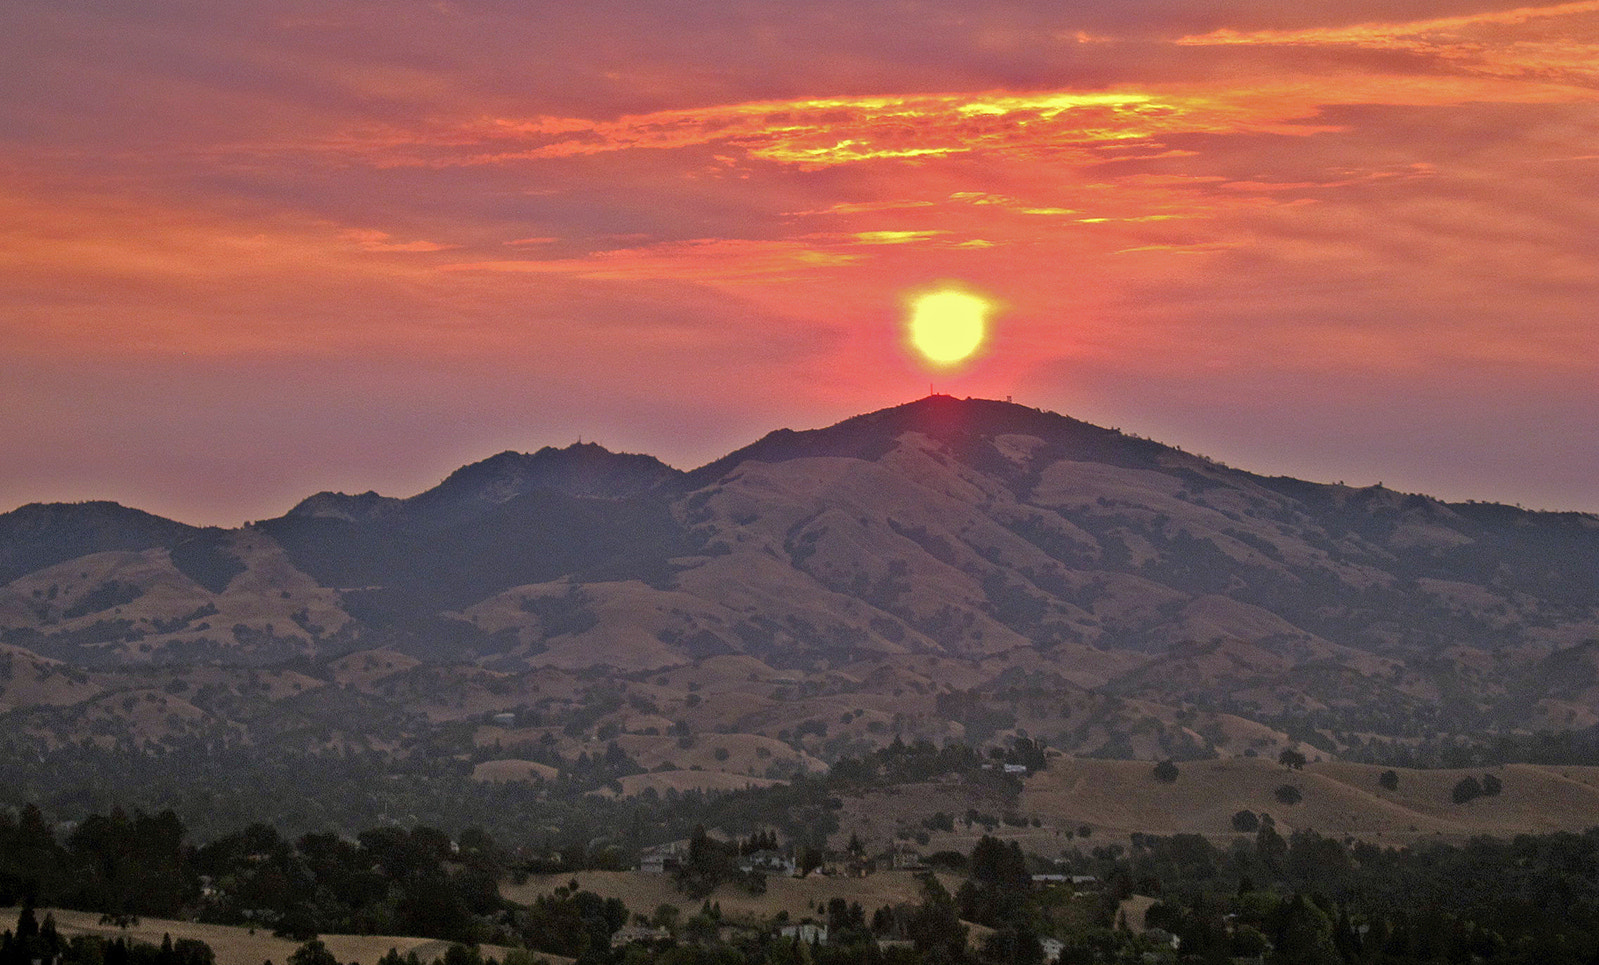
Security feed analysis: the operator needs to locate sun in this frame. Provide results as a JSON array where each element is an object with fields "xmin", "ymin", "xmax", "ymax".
[{"xmin": 908, "ymin": 288, "xmax": 990, "ymax": 365}]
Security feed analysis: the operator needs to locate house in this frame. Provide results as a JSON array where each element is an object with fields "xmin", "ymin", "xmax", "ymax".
[
  {"xmin": 491, "ymin": 712, "xmax": 516, "ymax": 727},
  {"xmin": 639, "ymin": 844, "xmax": 682, "ymax": 874},
  {"xmin": 718, "ymin": 924, "xmax": 763, "ymax": 944},
  {"xmin": 1031, "ymin": 873, "xmax": 1069, "ymax": 885},
  {"xmin": 1040, "ymin": 938, "xmax": 1064, "ymax": 963},
  {"xmin": 1143, "ymin": 927, "xmax": 1180, "ymax": 950},
  {"xmin": 739, "ymin": 849, "xmax": 796, "ymax": 875},
  {"xmin": 610, "ymin": 925, "xmax": 670, "ymax": 948},
  {"xmin": 981, "ymin": 762, "xmax": 1031, "ymax": 774},
  {"xmin": 780, "ymin": 923, "xmax": 828, "ymax": 944}
]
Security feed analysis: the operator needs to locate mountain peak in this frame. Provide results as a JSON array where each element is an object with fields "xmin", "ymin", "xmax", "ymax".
[
  {"xmin": 410, "ymin": 441, "xmax": 682, "ymax": 514},
  {"xmin": 0, "ymin": 500, "xmax": 197, "ymax": 585},
  {"xmin": 687, "ymin": 395, "xmax": 1174, "ymax": 485},
  {"xmin": 285, "ymin": 490, "xmax": 403, "ymax": 523}
]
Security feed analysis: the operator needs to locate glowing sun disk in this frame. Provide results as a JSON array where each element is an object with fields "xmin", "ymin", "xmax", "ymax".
[{"xmin": 909, "ymin": 289, "xmax": 989, "ymax": 364}]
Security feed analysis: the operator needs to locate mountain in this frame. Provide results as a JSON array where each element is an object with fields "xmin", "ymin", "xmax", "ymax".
[
  {"xmin": 1, "ymin": 396, "xmax": 1597, "ymax": 766},
  {"xmin": 0, "ymin": 501, "xmax": 199, "ymax": 586}
]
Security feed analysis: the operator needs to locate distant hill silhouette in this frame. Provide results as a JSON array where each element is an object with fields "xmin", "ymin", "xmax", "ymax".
[{"xmin": 2, "ymin": 396, "xmax": 1597, "ymax": 756}]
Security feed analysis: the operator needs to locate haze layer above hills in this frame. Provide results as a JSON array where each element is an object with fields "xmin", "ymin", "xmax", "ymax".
[{"xmin": 2, "ymin": 396, "xmax": 1597, "ymax": 771}]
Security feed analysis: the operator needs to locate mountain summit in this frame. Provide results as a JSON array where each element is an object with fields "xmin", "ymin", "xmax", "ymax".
[
  {"xmin": 1, "ymin": 397, "xmax": 1596, "ymax": 756},
  {"xmin": 288, "ymin": 442, "xmax": 681, "ymax": 525}
]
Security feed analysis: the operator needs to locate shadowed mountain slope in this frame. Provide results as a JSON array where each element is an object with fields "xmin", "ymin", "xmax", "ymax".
[
  {"xmin": 0, "ymin": 502, "xmax": 199, "ymax": 587},
  {"xmin": 1, "ymin": 397, "xmax": 1596, "ymax": 755}
]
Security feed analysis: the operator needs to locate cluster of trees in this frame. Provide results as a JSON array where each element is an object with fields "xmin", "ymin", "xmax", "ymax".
[
  {"xmin": 789, "ymin": 825, "xmax": 1599, "ymax": 965},
  {"xmin": 0, "ymin": 806, "xmax": 510, "ymax": 946},
  {"xmin": 672, "ymin": 827, "xmax": 774, "ymax": 899},
  {"xmin": 1268, "ymin": 718, "xmax": 1599, "ymax": 770},
  {"xmin": 1451, "ymin": 772, "xmax": 1504, "ymax": 803},
  {"xmin": 0, "ymin": 736, "xmax": 853, "ymax": 870},
  {"xmin": 0, "ymin": 806, "xmax": 189, "ymax": 916},
  {"xmin": 0, "ymin": 907, "xmax": 540, "ymax": 965},
  {"xmin": 626, "ymin": 826, "xmax": 1599, "ymax": 965},
  {"xmin": 1043, "ymin": 826, "xmax": 1599, "ymax": 964},
  {"xmin": 512, "ymin": 882, "xmax": 628, "ymax": 958},
  {"xmin": 1, "ymin": 907, "xmax": 214, "ymax": 965},
  {"xmin": 19, "ymin": 810, "xmax": 1599, "ymax": 965},
  {"xmin": 826, "ymin": 737, "xmax": 1028, "ymax": 789},
  {"xmin": 195, "ymin": 823, "xmax": 506, "ymax": 944}
]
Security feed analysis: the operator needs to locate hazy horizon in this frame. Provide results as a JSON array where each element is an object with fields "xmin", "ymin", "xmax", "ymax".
[
  {"xmin": 5, "ymin": 2, "xmax": 1596, "ymax": 525},
  {"xmin": 5, "ymin": 393, "xmax": 1596, "ymax": 529}
]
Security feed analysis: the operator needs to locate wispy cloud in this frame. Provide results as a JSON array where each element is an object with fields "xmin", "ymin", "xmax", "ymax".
[
  {"xmin": 342, "ymin": 229, "xmax": 459, "ymax": 252},
  {"xmin": 445, "ymin": 238, "xmax": 863, "ymax": 282},
  {"xmin": 4, "ymin": 0, "xmax": 1599, "ymax": 521},
  {"xmin": 1177, "ymin": 0, "xmax": 1599, "ymax": 87}
]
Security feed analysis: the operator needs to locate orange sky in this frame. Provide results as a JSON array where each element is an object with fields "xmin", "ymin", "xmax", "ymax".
[{"xmin": 3, "ymin": 0, "xmax": 1597, "ymax": 524}]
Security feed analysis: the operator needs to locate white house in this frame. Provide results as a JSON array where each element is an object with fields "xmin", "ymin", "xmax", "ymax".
[
  {"xmin": 780, "ymin": 923, "xmax": 828, "ymax": 944},
  {"xmin": 639, "ymin": 844, "xmax": 682, "ymax": 874},
  {"xmin": 739, "ymin": 849, "xmax": 796, "ymax": 875}
]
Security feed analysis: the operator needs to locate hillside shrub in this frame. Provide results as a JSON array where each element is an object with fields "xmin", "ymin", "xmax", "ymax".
[{"xmin": 1452, "ymin": 776, "xmax": 1483, "ymax": 803}]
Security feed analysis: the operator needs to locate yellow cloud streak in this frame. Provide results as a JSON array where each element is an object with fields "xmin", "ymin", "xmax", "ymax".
[
  {"xmin": 357, "ymin": 64, "xmax": 1595, "ymax": 176},
  {"xmin": 1175, "ymin": 0, "xmax": 1599, "ymax": 87},
  {"xmin": 468, "ymin": 91, "xmax": 1176, "ymax": 169},
  {"xmin": 1178, "ymin": 0, "xmax": 1599, "ymax": 46}
]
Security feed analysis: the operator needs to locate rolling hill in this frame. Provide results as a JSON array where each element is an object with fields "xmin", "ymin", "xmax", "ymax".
[{"xmin": 1, "ymin": 395, "xmax": 1597, "ymax": 828}]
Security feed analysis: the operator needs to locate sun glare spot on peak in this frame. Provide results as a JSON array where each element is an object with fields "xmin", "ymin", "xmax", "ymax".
[{"xmin": 907, "ymin": 287, "xmax": 991, "ymax": 366}]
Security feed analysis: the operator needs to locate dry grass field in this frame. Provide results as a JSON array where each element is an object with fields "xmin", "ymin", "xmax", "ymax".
[
  {"xmin": 473, "ymin": 758, "xmax": 560, "ymax": 783},
  {"xmin": 1017, "ymin": 757, "xmax": 1599, "ymax": 844},
  {"xmin": 828, "ymin": 756, "xmax": 1599, "ymax": 855},
  {"xmin": 0, "ymin": 908, "xmax": 522, "ymax": 965},
  {"xmin": 502, "ymin": 870, "xmax": 961, "ymax": 926},
  {"xmin": 591, "ymin": 770, "xmax": 784, "ymax": 798}
]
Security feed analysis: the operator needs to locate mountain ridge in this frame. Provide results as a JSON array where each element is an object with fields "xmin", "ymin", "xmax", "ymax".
[
  {"xmin": 16, "ymin": 397, "xmax": 1594, "ymax": 530},
  {"xmin": 1, "ymin": 396, "xmax": 1596, "ymax": 767}
]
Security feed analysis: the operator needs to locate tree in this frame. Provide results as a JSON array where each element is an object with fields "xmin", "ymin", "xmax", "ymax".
[
  {"xmin": 651, "ymin": 904, "xmax": 681, "ymax": 932},
  {"xmin": 1481, "ymin": 772, "xmax": 1503, "ymax": 796},
  {"xmin": 172, "ymin": 938, "xmax": 216, "ymax": 965},
  {"xmin": 968, "ymin": 836, "xmax": 1030, "ymax": 892},
  {"xmin": 1232, "ymin": 810, "xmax": 1260, "ymax": 833},
  {"xmin": 1257, "ymin": 824, "xmax": 1287, "ymax": 875},
  {"xmin": 1153, "ymin": 760, "xmax": 1179, "ymax": 783},
  {"xmin": 909, "ymin": 874, "xmax": 968, "ymax": 963},
  {"xmin": 676, "ymin": 825, "xmax": 735, "ymax": 899},
  {"xmin": 1267, "ymin": 894, "xmax": 1340, "ymax": 965},
  {"xmin": 982, "ymin": 923, "xmax": 1043, "ymax": 965},
  {"xmin": 1378, "ymin": 770, "xmax": 1399, "ymax": 791},
  {"xmin": 288, "ymin": 939, "xmax": 338, "ymax": 965},
  {"xmin": 1452, "ymin": 777, "xmax": 1483, "ymax": 804},
  {"xmin": 1275, "ymin": 785, "xmax": 1302, "ymax": 805},
  {"xmin": 1278, "ymin": 749, "xmax": 1307, "ymax": 770}
]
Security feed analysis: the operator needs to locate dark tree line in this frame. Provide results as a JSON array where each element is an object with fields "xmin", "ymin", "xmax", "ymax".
[
  {"xmin": 1, "ymin": 906, "xmax": 215, "ymax": 965},
  {"xmin": 0, "ymin": 806, "xmax": 509, "ymax": 946}
]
